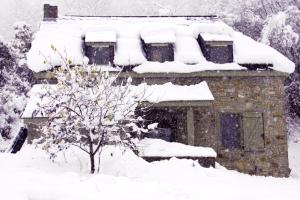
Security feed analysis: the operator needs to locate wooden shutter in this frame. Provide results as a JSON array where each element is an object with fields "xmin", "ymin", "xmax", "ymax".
[{"xmin": 243, "ymin": 112, "xmax": 265, "ymax": 151}]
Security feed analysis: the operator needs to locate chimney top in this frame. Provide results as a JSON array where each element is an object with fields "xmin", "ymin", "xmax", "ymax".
[{"xmin": 43, "ymin": 4, "xmax": 58, "ymax": 21}]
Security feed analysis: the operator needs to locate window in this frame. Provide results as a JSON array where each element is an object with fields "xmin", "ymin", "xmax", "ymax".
[
  {"xmin": 220, "ymin": 112, "xmax": 265, "ymax": 151},
  {"xmin": 85, "ymin": 44, "xmax": 115, "ymax": 65},
  {"xmin": 197, "ymin": 34, "xmax": 233, "ymax": 64},
  {"xmin": 144, "ymin": 43, "xmax": 174, "ymax": 62},
  {"xmin": 208, "ymin": 45, "xmax": 233, "ymax": 64},
  {"xmin": 220, "ymin": 113, "xmax": 242, "ymax": 149},
  {"xmin": 139, "ymin": 108, "xmax": 177, "ymax": 142}
]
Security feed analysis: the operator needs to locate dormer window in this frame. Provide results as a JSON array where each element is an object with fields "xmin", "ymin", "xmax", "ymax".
[
  {"xmin": 143, "ymin": 43, "xmax": 174, "ymax": 62},
  {"xmin": 197, "ymin": 33, "xmax": 233, "ymax": 64},
  {"xmin": 84, "ymin": 31, "xmax": 116, "ymax": 65},
  {"xmin": 141, "ymin": 29, "xmax": 175, "ymax": 62}
]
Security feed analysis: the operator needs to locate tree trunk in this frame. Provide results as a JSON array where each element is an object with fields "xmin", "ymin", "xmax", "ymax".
[
  {"xmin": 90, "ymin": 153, "xmax": 95, "ymax": 174},
  {"xmin": 88, "ymin": 137, "xmax": 95, "ymax": 174}
]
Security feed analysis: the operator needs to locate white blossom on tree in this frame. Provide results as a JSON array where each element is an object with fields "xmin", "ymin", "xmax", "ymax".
[{"xmin": 35, "ymin": 59, "xmax": 145, "ymax": 173}]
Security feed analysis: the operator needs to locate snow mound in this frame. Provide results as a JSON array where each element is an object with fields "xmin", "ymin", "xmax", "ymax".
[
  {"xmin": 0, "ymin": 144, "xmax": 300, "ymax": 200},
  {"xmin": 137, "ymin": 138, "xmax": 217, "ymax": 157}
]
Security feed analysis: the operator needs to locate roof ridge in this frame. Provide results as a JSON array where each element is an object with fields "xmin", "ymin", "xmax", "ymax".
[{"xmin": 62, "ymin": 15, "xmax": 218, "ymax": 19}]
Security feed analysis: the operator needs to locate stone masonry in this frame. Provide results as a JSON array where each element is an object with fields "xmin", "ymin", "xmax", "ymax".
[
  {"xmin": 25, "ymin": 70, "xmax": 290, "ymax": 177},
  {"xmin": 126, "ymin": 70, "xmax": 290, "ymax": 177}
]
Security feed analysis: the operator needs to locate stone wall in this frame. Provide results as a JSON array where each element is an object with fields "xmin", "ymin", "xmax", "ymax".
[
  {"xmin": 28, "ymin": 70, "xmax": 290, "ymax": 177},
  {"xmin": 126, "ymin": 70, "xmax": 290, "ymax": 177}
]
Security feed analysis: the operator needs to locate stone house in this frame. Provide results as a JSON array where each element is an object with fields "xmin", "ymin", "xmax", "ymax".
[{"xmin": 23, "ymin": 4, "xmax": 295, "ymax": 177}]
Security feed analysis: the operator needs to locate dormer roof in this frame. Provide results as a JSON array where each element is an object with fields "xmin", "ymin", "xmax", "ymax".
[
  {"xmin": 26, "ymin": 15, "xmax": 295, "ymax": 74},
  {"xmin": 85, "ymin": 31, "xmax": 117, "ymax": 43}
]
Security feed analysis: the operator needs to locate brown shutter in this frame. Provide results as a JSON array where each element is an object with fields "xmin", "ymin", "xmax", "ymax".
[{"xmin": 243, "ymin": 112, "xmax": 265, "ymax": 151}]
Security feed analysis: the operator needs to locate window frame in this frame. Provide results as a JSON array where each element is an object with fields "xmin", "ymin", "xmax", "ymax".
[
  {"xmin": 85, "ymin": 42, "xmax": 115, "ymax": 65},
  {"xmin": 207, "ymin": 44, "xmax": 233, "ymax": 64},
  {"xmin": 216, "ymin": 111, "xmax": 265, "ymax": 152},
  {"xmin": 142, "ymin": 42, "xmax": 174, "ymax": 62}
]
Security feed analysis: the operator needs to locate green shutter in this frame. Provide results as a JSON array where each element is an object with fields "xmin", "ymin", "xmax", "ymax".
[{"xmin": 243, "ymin": 112, "xmax": 265, "ymax": 151}]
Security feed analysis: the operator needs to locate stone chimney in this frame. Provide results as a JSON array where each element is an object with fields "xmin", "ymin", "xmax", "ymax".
[{"xmin": 43, "ymin": 4, "xmax": 58, "ymax": 21}]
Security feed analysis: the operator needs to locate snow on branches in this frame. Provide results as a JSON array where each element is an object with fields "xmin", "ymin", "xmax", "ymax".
[
  {"xmin": 0, "ymin": 38, "xmax": 31, "ymax": 152},
  {"xmin": 34, "ymin": 63, "xmax": 145, "ymax": 173},
  {"xmin": 10, "ymin": 22, "xmax": 33, "ymax": 62}
]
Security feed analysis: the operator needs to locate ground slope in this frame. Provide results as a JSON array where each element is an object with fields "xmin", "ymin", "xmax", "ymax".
[{"xmin": 0, "ymin": 145, "xmax": 299, "ymax": 200}]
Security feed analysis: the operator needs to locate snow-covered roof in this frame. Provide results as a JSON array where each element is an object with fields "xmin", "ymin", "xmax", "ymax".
[
  {"xmin": 26, "ymin": 16, "xmax": 295, "ymax": 73},
  {"xmin": 140, "ymin": 27, "xmax": 176, "ymax": 44},
  {"xmin": 133, "ymin": 61, "xmax": 245, "ymax": 73},
  {"xmin": 200, "ymin": 33, "xmax": 233, "ymax": 42},
  {"xmin": 85, "ymin": 31, "xmax": 117, "ymax": 43},
  {"xmin": 137, "ymin": 138, "xmax": 217, "ymax": 157},
  {"xmin": 137, "ymin": 81, "xmax": 214, "ymax": 103},
  {"xmin": 22, "ymin": 81, "xmax": 214, "ymax": 118},
  {"xmin": 114, "ymin": 38, "xmax": 146, "ymax": 66}
]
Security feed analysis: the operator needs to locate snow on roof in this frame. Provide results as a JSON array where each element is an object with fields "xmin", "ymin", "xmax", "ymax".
[
  {"xmin": 233, "ymin": 32, "xmax": 295, "ymax": 73},
  {"xmin": 136, "ymin": 81, "xmax": 214, "ymax": 103},
  {"xmin": 114, "ymin": 38, "xmax": 146, "ymax": 66},
  {"xmin": 133, "ymin": 61, "xmax": 246, "ymax": 73},
  {"xmin": 22, "ymin": 81, "xmax": 214, "ymax": 118},
  {"xmin": 27, "ymin": 29, "xmax": 85, "ymax": 72},
  {"xmin": 137, "ymin": 138, "xmax": 217, "ymax": 158},
  {"xmin": 140, "ymin": 26, "xmax": 176, "ymax": 43},
  {"xmin": 175, "ymin": 36, "xmax": 206, "ymax": 64},
  {"xmin": 85, "ymin": 31, "xmax": 117, "ymax": 43},
  {"xmin": 200, "ymin": 33, "xmax": 233, "ymax": 42},
  {"xmin": 26, "ymin": 16, "xmax": 295, "ymax": 73}
]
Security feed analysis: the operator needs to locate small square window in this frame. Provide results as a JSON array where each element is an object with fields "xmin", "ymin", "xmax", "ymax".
[
  {"xmin": 220, "ymin": 113, "xmax": 242, "ymax": 149},
  {"xmin": 85, "ymin": 44, "xmax": 114, "ymax": 65},
  {"xmin": 143, "ymin": 43, "xmax": 174, "ymax": 62},
  {"xmin": 208, "ymin": 45, "xmax": 233, "ymax": 64}
]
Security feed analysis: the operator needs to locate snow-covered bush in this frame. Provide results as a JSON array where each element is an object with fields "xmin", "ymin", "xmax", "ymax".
[
  {"xmin": 0, "ymin": 22, "xmax": 33, "ymax": 152},
  {"xmin": 260, "ymin": 6, "xmax": 300, "ymax": 135},
  {"xmin": 261, "ymin": 6, "xmax": 300, "ymax": 66},
  {"xmin": 10, "ymin": 22, "xmax": 32, "ymax": 62},
  {"xmin": 0, "ymin": 38, "xmax": 30, "ymax": 152},
  {"xmin": 10, "ymin": 22, "xmax": 34, "ymax": 85},
  {"xmin": 34, "ymin": 58, "xmax": 145, "ymax": 173}
]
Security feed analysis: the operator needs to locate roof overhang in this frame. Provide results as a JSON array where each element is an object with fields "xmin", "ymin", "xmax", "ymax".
[{"xmin": 140, "ymin": 100, "xmax": 213, "ymax": 107}]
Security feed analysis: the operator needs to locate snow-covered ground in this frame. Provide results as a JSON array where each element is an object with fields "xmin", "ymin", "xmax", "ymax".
[
  {"xmin": 289, "ymin": 140, "xmax": 300, "ymax": 178},
  {"xmin": 0, "ymin": 144, "xmax": 300, "ymax": 200}
]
